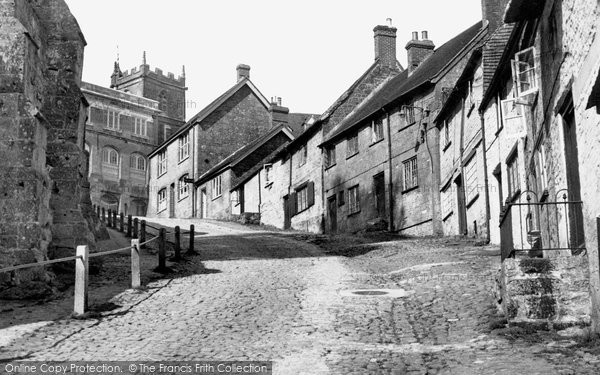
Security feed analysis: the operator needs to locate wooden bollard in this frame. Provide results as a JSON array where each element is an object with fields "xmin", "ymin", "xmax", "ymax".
[
  {"xmin": 154, "ymin": 228, "xmax": 169, "ymax": 273},
  {"xmin": 101, "ymin": 207, "xmax": 106, "ymax": 222},
  {"xmin": 173, "ymin": 226, "xmax": 181, "ymax": 261},
  {"xmin": 133, "ymin": 218, "xmax": 139, "ymax": 239},
  {"xmin": 119, "ymin": 213, "xmax": 124, "ymax": 232},
  {"xmin": 113, "ymin": 211, "xmax": 117, "ymax": 229},
  {"xmin": 140, "ymin": 220, "xmax": 147, "ymax": 249},
  {"xmin": 186, "ymin": 224, "xmax": 196, "ymax": 255},
  {"xmin": 107, "ymin": 209, "xmax": 112, "ymax": 228},
  {"xmin": 126, "ymin": 215, "xmax": 132, "ymax": 237},
  {"xmin": 97, "ymin": 206, "xmax": 101, "ymax": 219},
  {"xmin": 131, "ymin": 239, "xmax": 141, "ymax": 289},
  {"xmin": 74, "ymin": 245, "xmax": 89, "ymax": 315}
]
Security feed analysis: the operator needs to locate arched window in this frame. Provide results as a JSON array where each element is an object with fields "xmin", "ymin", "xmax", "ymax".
[
  {"xmin": 159, "ymin": 91, "xmax": 168, "ymax": 112},
  {"xmin": 178, "ymin": 174, "xmax": 189, "ymax": 199},
  {"xmin": 102, "ymin": 147, "xmax": 119, "ymax": 165},
  {"xmin": 129, "ymin": 153, "xmax": 146, "ymax": 171}
]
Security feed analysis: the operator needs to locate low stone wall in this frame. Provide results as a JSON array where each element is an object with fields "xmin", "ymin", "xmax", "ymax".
[{"xmin": 498, "ymin": 254, "xmax": 591, "ymax": 328}]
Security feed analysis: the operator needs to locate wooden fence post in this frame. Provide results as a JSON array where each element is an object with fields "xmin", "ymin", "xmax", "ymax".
[
  {"xmin": 131, "ymin": 239, "xmax": 141, "ymax": 289},
  {"xmin": 173, "ymin": 226, "xmax": 181, "ymax": 261},
  {"xmin": 186, "ymin": 224, "xmax": 197, "ymax": 255},
  {"xmin": 108, "ymin": 209, "xmax": 113, "ymax": 228},
  {"xmin": 112, "ymin": 211, "xmax": 117, "ymax": 229},
  {"xmin": 119, "ymin": 213, "xmax": 124, "ymax": 232},
  {"xmin": 140, "ymin": 220, "xmax": 147, "ymax": 249},
  {"xmin": 126, "ymin": 215, "xmax": 132, "ymax": 237},
  {"xmin": 154, "ymin": 228, "xmax": 169, "ymax": 273},
  {"xmin": 74, "ymin": 245, "xmax": 89, "ymax": 315},
  {"xmin": 101, "ymin": 207, "xmax": 106, "ymax": 222},
  {"xmin": 97, "ymin": 206, "xmax": 101, "ymax": 219},
  {"xmin": 133, "ymin": 218, "xmax": 139, "ymax": 239}
]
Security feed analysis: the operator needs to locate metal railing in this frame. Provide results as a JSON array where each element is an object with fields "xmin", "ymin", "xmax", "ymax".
[{"xmin": 500, "ymin": 189, "xmax": 586, "ymax": 261}]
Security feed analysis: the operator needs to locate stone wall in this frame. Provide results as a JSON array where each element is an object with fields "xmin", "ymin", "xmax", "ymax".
[
  {"xmin": 499, "ymin": 255, "xmax": 591, "ymax": 328},
  {"xmin": 0, "ymin": 0, "xmax": 95, "ymax": 297}
]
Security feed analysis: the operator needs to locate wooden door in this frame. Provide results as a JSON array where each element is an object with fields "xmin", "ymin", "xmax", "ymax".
[
  {"xmin": 374, "ymin": 173, "xmax": 386, "ymax": 218},
  {"xmin": 327, "ymin": 195, "xmax": 337, "ymax": 233}
]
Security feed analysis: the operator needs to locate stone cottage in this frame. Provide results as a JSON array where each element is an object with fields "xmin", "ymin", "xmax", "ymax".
[{"xmin": 321, "ymin": 23, "xmax": 486, "ymax": 235}]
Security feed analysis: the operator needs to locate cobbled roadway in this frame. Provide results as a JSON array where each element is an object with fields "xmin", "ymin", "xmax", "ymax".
[{"xmin": 2, "ymin": 219, "xmax": 600, "ymax": 374}]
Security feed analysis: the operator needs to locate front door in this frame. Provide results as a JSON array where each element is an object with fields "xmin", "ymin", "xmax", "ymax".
[
  {"xmin": 283, "ymin": 195, "xmax": 291, "ymax": 230},
  {"xmin": 169, "ymin": 183, "xmax": 175, "ymax": 218},
  {"xmin": 562, "ymin": 100, "xmax": 585, "ymax": 249},
  {"xmin": 374, "ymin": 172, "xmax": 386, "ymax": 218},
  {"xmin": 327, "ymin": 195, "xmax": 337, "ymax": 233},
  {"xmin": 455, "ymin": 175, "xmax": 467, "ymax": 235}
]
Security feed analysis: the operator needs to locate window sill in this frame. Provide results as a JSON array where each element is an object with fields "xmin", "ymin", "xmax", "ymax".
[
  {"xmin": 178, "ymin": 156, "xmax": 190, "ymax": 165},
  {"xmin": 466, "ymin": 193, "xmax": 480, "ymax": 208},
  {"xmin": 442, "ymin": 210, "xmax": 453, "ymax": 222},
  {"xmin": 157, "ymin": 208, "xmax": 167, "ymax": 214},
  {"xmin": 212, "ymin": 194, "xmax": 222, "ymax": 201},
  {"xmin": 370, "ymin": 138, "xmax": 384, "ymax": 147},
  {"xmin": 348, "ymin": 209, "xmax": 361, "ymax": 217},
  {"xmin": 158, "ymin": 171, "xmax": 167, "ymax": 178},
  {"xmin": 539, "ymin": 188, "xmax": 549, "ymax": 202},
  {"xmin": 402, "ymin": 185, "xmax": 419, "ymax": 194},
  {"xmin": 325, "ymin": 163, "xmax": 337, "ymax": 171},
  {"xmin": 507, "ymin": 189, "xmax": 522, "ymax": 204},
  {"xmin": 495, "ymin": 125, "xmax": 504, "ymax": 137},
  {"xmin": 178, "ymin": 195, "xmax": 189, "ymax": 202},
  {"xmin": 346, "ymin": 152, "xmax": 359, "ymax": 160},
  {"xmin": 443, "ymin": 141, "xmax": 452, "ymax": 152},
  {"xmin": 264, "ymin": 181, "xmax": 274, "ymax": 188},
  {"xmin": 398, "ymin": 121, "xmax": 417, "ymax": 133}
]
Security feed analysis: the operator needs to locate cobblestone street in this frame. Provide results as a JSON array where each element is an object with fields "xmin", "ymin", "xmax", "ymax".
[{"xmin": 1, "ymin": 219, "xmax": 599, "ymax": 374}]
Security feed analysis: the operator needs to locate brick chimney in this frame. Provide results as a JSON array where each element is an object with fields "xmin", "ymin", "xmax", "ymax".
[
  {"xmin": 373, "ymin": 21, "xmax": 398, "ymax": 68},
  {"xmin": 481, "ymin": 0, "xmax": 511, "ymax": 33},
  {"xmin": 269, "ymin": 96, "xmax": 289, "ymax": 128},
  {"xmin": 405, "ymin": 31, "xmax": 435, "ymax": 75},
  {"xmin": 237, "ymin": 64, "xmax": 250, "ymax": 82}
]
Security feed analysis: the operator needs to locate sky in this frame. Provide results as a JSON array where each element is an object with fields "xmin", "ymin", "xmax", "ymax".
[{"xmin": 65, "ymin": 0, "xmax": 482, "ymax": 120}]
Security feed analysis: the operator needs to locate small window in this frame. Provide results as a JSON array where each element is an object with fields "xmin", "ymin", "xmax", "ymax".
[
  {"xmin": 325, "ymin": 145, "xmax": 336, "ymax": 168},
  {"xmin": 178, "ymin": 174, "xmax": 189, "ymax": 199},
  {"xmin": 212, "ymin": 175, "xmax": 222, "ymax": 199},
  {"xmin": 178, "ymin": 132, "xmax": 190, "ymax": 162},
  {"xmin": 402, "ymin": 105, "xmax": 416, "ymax": 125},
  {"xmin": 501, "ymin": 98, "xmax": 526, "ymax": 137},
  {"xmin": 134, "ymin": 118, "xmax": 147, "ymax": 137},
  {"xmin": 159, "ymin": 91, "xmax": 168, "ymax": 112},
  {"xmin": 507, "ymin": 152, "xmax": 520, "ymax": 200},
  {"xmin": 157, "ymin": 188, "xmax": 167, "ymax": 212},
  {"xmin": 231, "ymin": 190, "xmax": 240, "ymax": 205},
  {"xmin": 102, "ymin": 147, "xmax": 119, "ymax": 165},
  {"xmin": 346, "ymin": 133, "xmax": 358, "ymax": 157},
  {"xmin": 512, "ymin": 47, "xmax": 538, "ymax": 97},
  {"xmin": 157, "ymin": 151, "xmax": 167, "ymax": 176},
  {"xmin": 403, "ymin": 157, "xmax": 418, "ymax": 191},
  {"xmin": 464, "ymin": 153, "xmax": 478, "ymax": 204},
  {"xmin": 371, "ymin": 118, "xmax": 384, "ymax": 143},
  {"xmin": 348, "ymin": 185, "xmax": 360, "ymax": 215},
  {"xmin": 129, "ymin": 153, "xmax": 146, "ymax": 171},
  {"xmin": 298, "ymin": 144, "xmax": 307, "ymax": 166},
  {"xmin": 106, "ymin": 110, "xmax": 119, "ymax": 130},
  {"xmin": 297, "ymin": 186, "xmax": 309, "ymax": 212},
  {"xmin": 264, "ymin": 164, "xmax": 273, "ymax": 186}
]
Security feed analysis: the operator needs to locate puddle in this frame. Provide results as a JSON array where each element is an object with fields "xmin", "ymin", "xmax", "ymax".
[{"xmin": 340, "ymin": 289, "xmax": 414, "ymax": 298}]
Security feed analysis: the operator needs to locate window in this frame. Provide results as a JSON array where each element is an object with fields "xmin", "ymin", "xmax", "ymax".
[
  {"xmin": 231, "ymin": 190, "xmax": 240, "ymax": 205},
  {"xmin": 129, "ymin": 153, "xmax": 146, "ymax": 171},
  {"xmin": 297, "ymin": 186, "xmax": 309, "ymax": 212},
  {"xmin": 348, "ymin": 185, "xmax": 360, "ymax": 215},
  {"xmin": 102, "ymin": 147, "xmax": 119, "ymax": 165},
  {"xmin": 90, "ymin": 107, "xmax": 107, "ymax": 125},
  {"xmin": 346, "ymin": 133, "xmax": 358, "ymax": 157},
  {"xmin": 157, "ymin": 188, "xmax": 167, "ymax": 212},
  {"xmin": 402, "ymin": 105, "xmax": 416, "ymax": 125},
  {"xmin": 159, "ymin": 91, "xmax": 168, "ymax": 112},
  {"xmin": 338, "ymin": 191, "xmax": 345, "ymax": 206},
  {"xmin": 134, "ymin": 118, "xmax": 147, "ymax": 137},
  {"xmin": 512, "ymin": 47, "xmax": 538, "ymax": 97},
  {"xmin": 264, "ymin": 164, "xmax": 273, "ymax": 186},
  {"xmin": 325, "ymin": 145, "xmax": 336, "ymax": 168},
  {"xmin": 371, "ymin": 118, "xmax": 384, "ymax": 143},
  {"xmin": 294, "ymin": 182, "xmax": 315, "ymax": 214},
  {"xmin": 464, "ymin": 154, "xmax": 478, "ymax": 204},
  {"xmin": 501, "ymin": 98, "xmax": 526, "ymax": 137},
  {"xmin": 178, "ymin": 132, "xmax": 190, "ymax": 162},
  {"xmin": 212, "ymin": 175, "xmax": 222, "ymax": 199},
  {"xmin": 441, "ymin": 184, "xmax": 453, "ymax": 220},
  {"xmin": 443, "ymin": 119, "xmax": 452, "ymax": 149},
  {"xmin": 157, "ymin": 151, "xmax": 167, "ymax": 176},
  {"xmin": 178, "ymin": 174, "xmax": 189, "ymax": 199},
  {"xmin": 507, "ymin": 152, "xmax": 520, "ymax": 200},
  {"xmin": 298, "ymin": 144, "xmax": 307, "ymax": 166},
  {"xmin": 106, "ymin": 110, "xmax": 119, "ymax": 130},
  {"xmin": 403, "ymin": 157, "xmax": 418, "ymax": 191}
]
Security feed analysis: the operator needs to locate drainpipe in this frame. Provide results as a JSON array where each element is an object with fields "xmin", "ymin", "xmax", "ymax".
[
  {"xmin": 459, "ymin": 97, "xmax": 467, "ymax": 235},
  {"xmin": 383, "ymin": 108, "xmax": 395, "ymax": 232},
  {"xmin": 258, "ymin": 169, "xmax": 262, "ymax": 213},
  {"xmin": 480, "ymin": 110, "xmax": 491, "ymax": 243},
  {"xmin": 191, "ymin": 125, "xmax": 196, "ymax": 218}
]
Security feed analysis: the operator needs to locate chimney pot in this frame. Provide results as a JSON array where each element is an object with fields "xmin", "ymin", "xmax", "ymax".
[
  {"xmin": 236, "ymin": 64, "xmax": 250, "ymax": 82},
  {"xmin": 412, "ymin": 31, "xmax": 419, "ymax": 40},
  {"xmin": 277, "ymin": 97, "xmax": 282, "ymax": 106},
  {"xmin": 422, "ymin": 31, "xmax": 428, "ymax": 40},
  {"xmin": 386, "ymin": 18, "xmax": 392, "ymax": 26}
]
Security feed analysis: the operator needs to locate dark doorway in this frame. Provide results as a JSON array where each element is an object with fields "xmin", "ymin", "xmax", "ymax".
[
  {"xmin": 169, "ymin": 183, "xmax": 175, "ymax": 218},
  {"xmin": 373, "ymin": 172, "xmax": 386, "ymax": 218},
  {"xmin": 283, "ymin": 195, "xmax": 291, "ymax": 230},
  {"xmin": 327, "ymin": 195, "xmax": 337, "ymax": 233},
  {"xmin": 455, "ymin": 174, "xmax": 468, "ymax": 235},
  {"xmin": 561, "ymin": 98, "xmax": 585, "ymax": 249},
  {"xmin": 493, "ymin": 164, "xmax": 503, "ymax": 210}
]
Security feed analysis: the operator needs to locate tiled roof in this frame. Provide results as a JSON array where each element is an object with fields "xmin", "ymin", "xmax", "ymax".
[
  {"xmin": 322, "ymin": 21, "xmax": 484, "ymax": 144},
  {"xmin": 287, "ymin": 113, "xmax": 319, "ymax": 135},
  {"xmin": 194, "ymin": 125, "xmax": 294, "ymax": 186},
  {"xmin": 483, "ymin": 23, "xmax": 515, "ymax": 92}
]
